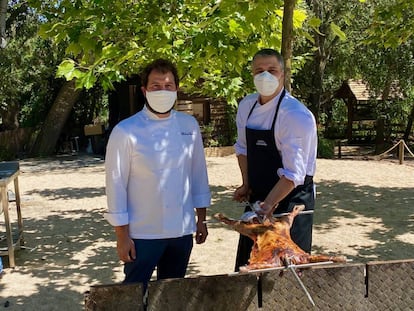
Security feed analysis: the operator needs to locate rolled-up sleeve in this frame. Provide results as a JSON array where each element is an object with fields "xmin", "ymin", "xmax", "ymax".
[
  {"xmin": 104, "ymin": 126, "xmax": 131, "ymax": 226},
  {"xmin": 276, "ymin": 109, "xmax": 317, "ymax": 187},
  {"xmin": 191, "ymin": 120, "xmax": 211, "ymax": 208},
  {"xmin": 234, "ymin": 101, "xmax": 248, "ymax": 156}
]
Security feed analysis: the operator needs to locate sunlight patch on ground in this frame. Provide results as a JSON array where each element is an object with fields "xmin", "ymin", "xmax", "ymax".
[
  {"xmin": 0, "ymin": 270, "xmax": 46, "ymax": 296},
  {"xmin": 313, "ymin": 214, "xmax": 386, "ymax": 256},
  {"xmin": 395, "ymin": 232, "xmax": 414, "ymax": 244}
]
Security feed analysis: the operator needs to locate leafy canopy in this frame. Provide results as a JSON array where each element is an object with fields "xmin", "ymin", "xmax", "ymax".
[
  {"xmin": 29, "ymin": 0, "xmax": 308, "ymax": 105},
  {"xmin": 366, "ymin": 0, "xmax": 414, "ymax": 48}
]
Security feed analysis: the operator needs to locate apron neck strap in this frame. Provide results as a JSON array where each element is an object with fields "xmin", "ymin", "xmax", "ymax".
[
  {"xmin": 247, "ymin": 89, "xmax": 286, "ymax": 121},
  {"xmin": 271, "ymin": 89, "xmax": 285, "ymax": 131}
]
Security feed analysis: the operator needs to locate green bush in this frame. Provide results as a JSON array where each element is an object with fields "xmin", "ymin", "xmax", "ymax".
[{"xmin": 318, "ymin": 136, "xmax": 335, "ymax": 159}]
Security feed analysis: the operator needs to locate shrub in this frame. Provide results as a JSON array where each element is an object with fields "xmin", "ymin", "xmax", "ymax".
[{"xmin": 318, "ymin": 136, "xmax": 335, "ymax": 159}]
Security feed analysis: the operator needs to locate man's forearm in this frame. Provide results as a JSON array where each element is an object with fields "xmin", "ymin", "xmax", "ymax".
[
  {"xmin": 263, "ymin": 176, "xmax": 295, "ymax": 212},
  {"xmin": 237, "ymin": 154, "xmax": 249, "ymax": 186},
  {"xmin": 114, "ymin": 224, "xmax": 130, "ymax": 240},
  {"xmin": 196, "ymin": 208, "xmax": 207, "ymax": 222}
]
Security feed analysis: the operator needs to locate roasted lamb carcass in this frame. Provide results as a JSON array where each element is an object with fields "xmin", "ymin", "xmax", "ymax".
[{"xmin": 214, "ymin": 205, "xmax": 346, "ymax": 272}]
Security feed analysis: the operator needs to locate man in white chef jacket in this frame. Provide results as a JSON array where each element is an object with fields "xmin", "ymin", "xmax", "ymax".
[{"xmin": 105, "ymin": 59, "xmax": 211, "ymax": 287}]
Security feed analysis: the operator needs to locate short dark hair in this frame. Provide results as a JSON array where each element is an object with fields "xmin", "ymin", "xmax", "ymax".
[
  {"xmin": 253, "ymin": 48, "xmax": 284, "ymax": 70},
  {"xmin": 141, "ymin": 58, "xmax": 179, "ymax": 88}
]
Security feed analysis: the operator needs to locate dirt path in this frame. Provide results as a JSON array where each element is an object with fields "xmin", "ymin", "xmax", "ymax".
[{"xmin": 0, "ymin": 154, "xmax": 413, "ymax": 310}]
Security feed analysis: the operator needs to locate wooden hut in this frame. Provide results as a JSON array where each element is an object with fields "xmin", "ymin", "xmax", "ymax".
[
  {"xmin": 334, "ymin": 79, "xmax": 404, "ymax": 145},
  {"xmin": 335, "ymin": 80, "xmax": 379, "ymax": 144}
]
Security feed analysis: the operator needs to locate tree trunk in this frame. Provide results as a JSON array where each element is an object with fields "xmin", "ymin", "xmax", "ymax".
[
  {"xmin": 306, "ymin": 0, "xmax": 326, "ymax": 123},
  {"xmin": 281, "ymin": 0, "xmax": 296, "ymax": 93},
  {"xmin": 30, "ymin": 80, "xmax": 81, "ymax": 156},
  {"xmin": 403, "ymin": 104, "xmax": 414, "ymax": 141},
  {"xmin": 0, "ymin": 102, "xmax": 19, "ymax": 130},
  {"xmin": 0, "ymin": 0, "xmax": 7, "ymax": 48}
]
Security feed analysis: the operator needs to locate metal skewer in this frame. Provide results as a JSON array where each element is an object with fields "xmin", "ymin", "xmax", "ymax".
[
  {"xmin": 273, "ymin": 210, "xmax": 314, "ymax": 218},
  {"xmin": 227, "ymin": 260, "xmax": 334, "ymax": 276},
  {"xmin": 289, "ymin": 265, "xmax": 315, "ymax": 307},
  {"xmin": 203, "ymin": 209, "xmax": 314, "ymax": 224}
]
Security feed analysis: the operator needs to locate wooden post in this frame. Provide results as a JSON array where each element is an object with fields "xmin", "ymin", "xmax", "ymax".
[
  {"xmin": 375, "ymin": 118, "xmax": 385, "ymax": 154},
  {"xmin": 399, "ymin": 140, "xmax": 404, "ymax": 165},
  {"xmin": 337, "ymin": 140, "xmax": 342, "ymax": 159}
]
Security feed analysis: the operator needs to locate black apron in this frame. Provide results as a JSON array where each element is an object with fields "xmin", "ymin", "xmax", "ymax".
[{"xmin": 234, "ymin": 90, "xmax": 315, "ymax": 271}]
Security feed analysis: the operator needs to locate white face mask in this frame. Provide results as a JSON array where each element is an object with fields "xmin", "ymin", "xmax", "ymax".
[
  {"xmin": 145, "ymin": 90, "xmax": 177, "ymax": 114},
  {"xmin": 254, "ymin": 71, "xmax": 279, "ymax": 96}
]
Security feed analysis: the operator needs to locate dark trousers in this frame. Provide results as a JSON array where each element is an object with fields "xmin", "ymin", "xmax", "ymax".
[{"xmin": 124, "ymin": 234, "xmax": 193, "ymax": 285}]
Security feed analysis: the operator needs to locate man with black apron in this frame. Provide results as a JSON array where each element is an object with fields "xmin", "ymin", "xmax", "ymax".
[{"xmin": 233, "ymin": 49, "xmax": 317, "ymax": 271}]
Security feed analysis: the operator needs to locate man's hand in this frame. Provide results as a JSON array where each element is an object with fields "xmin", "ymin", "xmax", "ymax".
[
  {"xmin": 195, "ymin": 220, "xmax": 208, "ymax": 244},
  {"xmin": 115, "ymin": 225, "xmax": 136, "ymax": 263},
  {"xmin": 195, "ymin": 207, "xmax": 208, "ymax": 244},
  {"xmin": 260, "ymin": 201, "xmax": 277, "ymax": 218},
  {"xmin": 116, "ymin": 236, "xmax": 136, "ymax": 263},
  {"xmin": 233, "ymin": 184, "xmax": 250, "ymax": 202}
]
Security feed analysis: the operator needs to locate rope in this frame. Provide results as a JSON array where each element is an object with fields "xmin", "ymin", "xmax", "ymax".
[
  {"xmin": 375, "ymin": 139, "xmax": 414, "ymax": 160},
  {"xmin": 376, "ymin": 142, "xmax": 400, "ymax": 158},
  {"xmin": 402, "ymin": 140, "xmax": 414, "ymax": 157}
]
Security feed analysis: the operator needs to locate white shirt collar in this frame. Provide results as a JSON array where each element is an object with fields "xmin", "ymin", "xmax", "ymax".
[{"xmin": 257, "ymin": 87, "xmax": 285, "ymax": 105}]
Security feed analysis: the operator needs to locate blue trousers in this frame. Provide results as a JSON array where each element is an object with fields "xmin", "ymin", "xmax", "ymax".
[{"xmin": 123, "ymin": 234, "xmax": 193, "ymax": 285}]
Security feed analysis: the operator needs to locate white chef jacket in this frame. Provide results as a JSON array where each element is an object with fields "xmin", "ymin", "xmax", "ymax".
[
  {"xmin": 104, "ymin": 106, "xmax": 211, "ymax": 239},
  {"xmin": 234, "ymin": 89, "xmax": 317, "ymax": 188}
]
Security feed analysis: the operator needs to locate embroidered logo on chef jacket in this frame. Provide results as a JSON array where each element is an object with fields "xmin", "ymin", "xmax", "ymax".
[{"xmin": 256, "ymin": 140, "xmax": 267, "ymax": 147}]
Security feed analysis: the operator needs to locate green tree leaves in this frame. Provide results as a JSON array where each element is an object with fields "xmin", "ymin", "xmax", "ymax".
[
  {"xmin": 367, "ymin": 0, "xmax": 414, "ymax": 48},
  {"xmin": 30, "ymin": 0, "xmax": 302, "ymax": 105}
]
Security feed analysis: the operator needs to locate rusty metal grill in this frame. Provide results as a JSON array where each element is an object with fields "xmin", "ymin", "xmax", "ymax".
[{"xmin": 85, "ymin": 259, "xmax": 414, "ymax": 311}]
